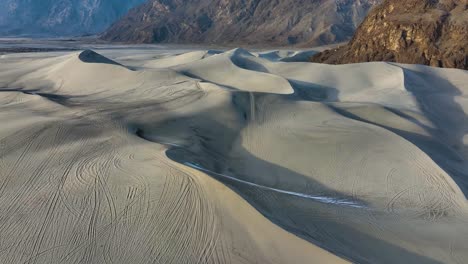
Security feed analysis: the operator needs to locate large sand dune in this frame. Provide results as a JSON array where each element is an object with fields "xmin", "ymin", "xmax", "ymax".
[{"xmin": 0, "ymin": 46, "xmax": 468, "ymax": 263}]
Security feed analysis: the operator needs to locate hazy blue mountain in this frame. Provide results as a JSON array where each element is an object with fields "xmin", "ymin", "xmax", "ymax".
[{"xmin": 0, "ymin": 0, "xmax": 146, "ymax": 37}]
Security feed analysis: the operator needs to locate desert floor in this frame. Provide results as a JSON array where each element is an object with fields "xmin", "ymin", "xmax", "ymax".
[{"xmin": 1, "ymin": 42, "xmax": 468, "ymax": 263}]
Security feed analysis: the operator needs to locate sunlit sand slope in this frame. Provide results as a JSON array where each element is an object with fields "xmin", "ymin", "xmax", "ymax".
[{"xmin": 0, "ymin": 48, "xmax": 467, "ymax": 264}]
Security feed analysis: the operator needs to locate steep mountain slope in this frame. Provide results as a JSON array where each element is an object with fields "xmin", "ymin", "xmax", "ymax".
[
  {"xmin": 310, "ymin": 0, "xmax": 468, "ymax": 69},
  {"xmin": 102, "ymin": 0, "xmax": 381, "ymax": 46},
  {"xmin": 0, "ymin": 0, "xmax": 146, "ymax": 36}
]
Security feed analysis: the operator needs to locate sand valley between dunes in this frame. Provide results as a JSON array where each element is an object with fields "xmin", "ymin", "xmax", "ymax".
[{"xmin": 0, "ymin": 45, "xmax": 468, "ymax": 263}]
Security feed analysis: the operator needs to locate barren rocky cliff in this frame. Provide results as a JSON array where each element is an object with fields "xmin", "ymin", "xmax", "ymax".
[
  {"xmin": 311, "ymin": 0, "xmax": 468, "ymax": 69},
  {"xmin": 102, "ymin": 0, "xmax": 381, "ymax": 46}
]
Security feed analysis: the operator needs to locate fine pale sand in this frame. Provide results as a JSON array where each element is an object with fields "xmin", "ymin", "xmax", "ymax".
[{"xmin": 0, "ymin": 46, "xmax": 467, "ymax": 264}]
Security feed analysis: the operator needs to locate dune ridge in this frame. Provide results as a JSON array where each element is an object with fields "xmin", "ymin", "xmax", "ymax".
[{"xmin": 0, "ymin": 48, "xmax": 467, "ymax": 263}]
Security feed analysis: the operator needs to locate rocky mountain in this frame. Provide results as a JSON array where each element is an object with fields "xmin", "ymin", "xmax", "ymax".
[
  {"xmin": 102, "ymin": 0, "xmax": 381, "ymax": 46},
  {"xmin": 310, "ymin": 0, "xmax": 468, "ymax": 69},
  {"xmin": 0, "ymin": 0, "xmax": 146, "ymax": 36}
]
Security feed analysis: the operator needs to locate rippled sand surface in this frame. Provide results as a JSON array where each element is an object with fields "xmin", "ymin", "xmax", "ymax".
[{"xmin": 0, "ymin": 46, "xmax": 467, "ymax": 263}]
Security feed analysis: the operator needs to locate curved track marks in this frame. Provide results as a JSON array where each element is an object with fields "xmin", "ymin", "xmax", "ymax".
[{"xmin": 1, "ymin": 49, "xmax": 468, "ymax": 264}]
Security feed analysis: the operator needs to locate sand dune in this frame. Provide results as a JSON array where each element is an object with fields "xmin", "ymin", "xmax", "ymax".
[{"xmin": 0, "ymin": 47, "xmax": 467, "ymax": 263}]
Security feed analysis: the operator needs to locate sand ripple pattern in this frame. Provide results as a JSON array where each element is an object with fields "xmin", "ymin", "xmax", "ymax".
[{"xmin": 0, "ymin": 48, "xmax": 467, "ymax": 264}]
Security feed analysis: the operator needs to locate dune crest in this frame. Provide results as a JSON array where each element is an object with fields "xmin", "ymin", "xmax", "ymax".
[{"xmin": 78, "ymin": 50, "xmax": 123, "ymax": 66}]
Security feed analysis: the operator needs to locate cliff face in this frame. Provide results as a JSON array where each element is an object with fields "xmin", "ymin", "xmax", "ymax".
[
  {"xmin": 102, "ymin": 0, "xmax": 381, "ymax": 46},
  {"xmin": 311, "ymin": 0, "xmax": 468, "ymax": 69},
  {"xmin": 0, "ymin": 0, "xmax": 146, "ymax": 36}
]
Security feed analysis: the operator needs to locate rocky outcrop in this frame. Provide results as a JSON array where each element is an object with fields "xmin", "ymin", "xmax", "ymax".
[
  {"xmin": 0, "ymin": 0, "xmax": 146, "ymax": 36},
  {"xmin": 102, "ymin": 0, "xmax": 381, "ymax": 46},
  {"xmin": 310, "ymin": 0, "xmax": 468, "ymax": 70}
]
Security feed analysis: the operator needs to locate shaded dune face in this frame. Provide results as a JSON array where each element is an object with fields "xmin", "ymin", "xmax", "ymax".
[{"xmin": 0, "ymin": 48, "xmax": 468, "ymax": 264}]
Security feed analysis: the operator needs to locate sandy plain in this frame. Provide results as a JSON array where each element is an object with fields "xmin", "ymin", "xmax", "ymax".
[{"xmin": 0, "ymin": 42, "xmax": 468, "ymax": 263}]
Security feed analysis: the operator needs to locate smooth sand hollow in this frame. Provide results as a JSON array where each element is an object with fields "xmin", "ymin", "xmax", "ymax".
[{"xmin": 0, "ymin": 46, "xmax": 468, "ymax": 264}]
